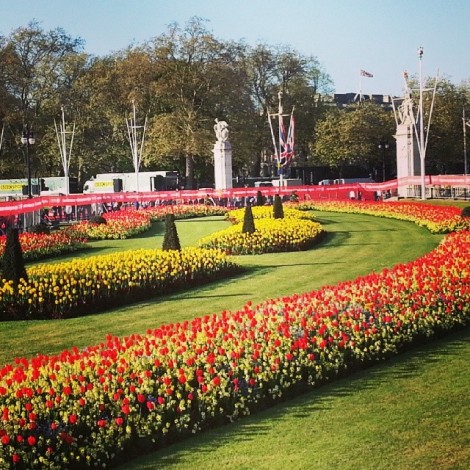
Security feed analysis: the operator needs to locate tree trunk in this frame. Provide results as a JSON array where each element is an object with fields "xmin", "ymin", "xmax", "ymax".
[{"xmin": 185, "ymin": 154, "xmax": 194, "ymax": 189}]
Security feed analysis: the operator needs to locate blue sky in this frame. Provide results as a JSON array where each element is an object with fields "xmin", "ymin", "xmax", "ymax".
[{"xmin": 1, "ymin": 0, "xmax": 470, "ymax": 97}]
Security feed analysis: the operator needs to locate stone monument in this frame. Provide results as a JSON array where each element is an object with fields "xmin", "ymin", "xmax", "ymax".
[
  {"xmin": 212, "ymin": 118, "xmax": 233, "ymax": 190},
  {"xmin": 394, "ymin": 90, "xmax": 420, "ymax": 197}
]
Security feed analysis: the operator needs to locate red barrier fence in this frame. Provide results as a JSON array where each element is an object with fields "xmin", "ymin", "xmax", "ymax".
[
  {"xmin": 0, "ymin": 175, "xmax": 469, "ymax": 218},
  {"xmin": 0, "ymin": 182, "xmax": 395, "ymax": 218}
]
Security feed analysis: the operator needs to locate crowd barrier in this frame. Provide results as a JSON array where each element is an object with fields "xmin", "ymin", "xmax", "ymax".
[
  {"xmin": 0, "ymin": 182, "xmax": 400, "ymax": 219},
  {"xmin": 1, "ymin": 175, "xmax": 469, "ymax": 222}
]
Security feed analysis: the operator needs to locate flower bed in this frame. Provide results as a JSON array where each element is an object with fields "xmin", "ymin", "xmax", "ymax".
[
  {"xmin": 198, "ymin": 218, "xmax": 324, "ymax": 255},
  {"xmin": 0, "ymin": 248, "xmax": 241, "ymax": 321},
  {"xmin": 66, "ymin": 205, "xmax": 228, "ymax": 240},
  {"xmin": 145, "ymin": 204, "xmax": 228, "ymax": 221},
  {"xmin": 226, "ymin": 206, "xmax": 316, "ymax": 224},
  {"xmin": 0, "ymin": 231, "xmax": 88, "ymax": 262},
  {"xmin": 65, "ymin": 211, "xmax": 152, "ymax": 240},
  {"xmin": 0, "ymin": 229, "xmax": 468, "ymax": 468},
  {"xmin": 294, "ymin": 200, "xmax": 470, "ymax": 233}
]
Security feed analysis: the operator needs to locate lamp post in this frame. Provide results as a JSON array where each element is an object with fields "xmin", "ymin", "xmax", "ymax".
[
  {"xmin": 378, "ymin": 141, "xmax": 389, "ymax": 182},
  {"xmin": 21, "ymin": 126, "xmax": 35, "ymax": 198}
]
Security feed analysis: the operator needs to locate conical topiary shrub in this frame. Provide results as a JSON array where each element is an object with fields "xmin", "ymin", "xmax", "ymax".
[
  {"xmin": 256, "ymin": 190, "xmax": 265, "ymax": 206},
  {"xmin": 242, "ymin": 202, "xmax": 256, "ymax": 234},
  {"xmin": 462, "ymin": 206, "xmax": 470, "ymax": 218},
  {"xmin": 273, "ymin": 194, "xmax": 284, "ymax": 219},
  {"xmin": 1, "ymin": 227, "xmax": 28, "ymax": 285},
  {"xmin": 162, "ymin": 213, "xmax": 181, "ymax": 251}
]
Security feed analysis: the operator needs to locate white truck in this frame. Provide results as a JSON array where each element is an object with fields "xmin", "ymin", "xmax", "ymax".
[
  {"xmin": 271, "ymin": 178, "xmax": 303, "ymax": 188},
  {"xmin": 83, "ymin": 171, "xmax": 179, "ymax": 194},
  {"xmin": 0, "ymin": 176, "xmax": 76, "ymax": 199}
]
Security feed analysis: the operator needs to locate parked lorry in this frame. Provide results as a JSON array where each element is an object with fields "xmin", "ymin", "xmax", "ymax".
[
  {"xmin": 82, "ymin": 171, "xmax": 179, "ymax": 194},
  {"xmin": 271, "ymin": 178, "xmax": 303, "ymax": 187},
  {"xmin": 0, "ymin": 176, "xmax": 78, "ymax": 199},
  {"xmin": 333, "ymin": 177, "xmax": 374, "ymax": 184}
]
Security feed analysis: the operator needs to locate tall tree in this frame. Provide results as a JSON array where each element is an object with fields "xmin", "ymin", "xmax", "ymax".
[
  {"xmin": 0, "ymin": 21, "xmax": 84, "ymax": 177},
  {"xmin": 143, "ymin": 17, "xmax": 251, "ymax": 188},
  {"xmin": 312, "ymin": 102, "xmax": 394, "ymax": 177},
  {"xmin": 425, "ymin": 79, "xmax": 467, "ymax": 174},
  {"xmin": 66, "ymin": 50, "xmax": 160, "ymax": 185},
  {"xmin": 245, "ymin": 44, "xmax": 333, "ymax": 176}
]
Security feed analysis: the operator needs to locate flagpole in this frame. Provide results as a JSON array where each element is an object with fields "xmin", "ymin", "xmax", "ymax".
[
  {"xmin": 418, "ymin": 47, "xmax": 426, "ymax": 199},
  {"xmin": 464, "ymin": 106, "xmax": 468, "ymax": 178},
  {"xmin": 359, "ymin": 70, "xmax": 362, "ymax": 102},
  {"xmin": 267, "ymin": 110, "xmax": 278, "ymax": 163},
  {"xmin": 278, "ymin": 91, "xmax": 283, "ymax": 187},
  {"xmin": 0, "ymin": 123, "xmax": 4, "ymax": 153}
]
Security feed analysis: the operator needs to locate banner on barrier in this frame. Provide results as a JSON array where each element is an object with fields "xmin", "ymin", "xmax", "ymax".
[{"xmin": 1, "ymin": 175, "xmax": 469, "ymax": 217}]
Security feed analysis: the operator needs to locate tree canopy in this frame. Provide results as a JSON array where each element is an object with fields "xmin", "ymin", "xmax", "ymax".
[{"xmin": 0, "ymin": 18, "xmax": 469, "ymax": 189}]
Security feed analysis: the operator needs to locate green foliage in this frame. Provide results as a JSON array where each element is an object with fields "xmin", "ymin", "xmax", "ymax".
[
  {"xmin": 313, "ymin": 102, "xmax": 395, "ymax": 172},
  {"xmin": 242, "ymin": 203, "xmax": 256, "ymax": 234},
  {"xmin": 462, "ymin": 206, "xmax": 470, "ymax": 218},
  {"xmin": 89, "ymin": 215, "xmax": 107, "ymax": 225},
  {"xmin": 162, "ymin": 214, "xmax": 181, "ymax": 251},
  {"xmin": 273, "ymin": 194, "xmax": 284, "ymax": 219},
  {"xmin": 1, "ymin": 227, "xmax": 27, "ymax": 286},
  {"xmin": 256, "ymin": 190, "xmax": 265, "ymax": 206}
]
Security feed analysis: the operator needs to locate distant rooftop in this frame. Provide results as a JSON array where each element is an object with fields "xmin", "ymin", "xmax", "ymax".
[{"xmin": 332, "ymin": 93, "xmax": 398, "ymax": 109}]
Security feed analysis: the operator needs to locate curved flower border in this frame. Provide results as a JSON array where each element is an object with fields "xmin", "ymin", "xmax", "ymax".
[{"xmin": 0, "ymin": 203, "xmax": 469, "ymax": 468}]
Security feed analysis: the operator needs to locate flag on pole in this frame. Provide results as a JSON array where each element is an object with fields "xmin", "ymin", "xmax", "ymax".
[
  {"xmin": 281, "ymin": 114, "xmax": 295, "ymax": 165},
  {"xmin": 267, "ymin": 110, "xmax": 279, "ymax": 161},
  {"xmin": 279, "ymin": 114, "xmax": 287, "ymax": 151},
  {"xmin": 360, "ymin": 69, "xmax": 373, "ymax": 78}
]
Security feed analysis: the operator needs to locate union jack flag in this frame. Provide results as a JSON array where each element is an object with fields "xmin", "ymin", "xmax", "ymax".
[
  {"xmin": 276, "ymin": 114, "xmax": 295, "ymax": 172},
  {"xmin": 360, "ymin": 69, "xmax": 373, "ymax": 78},
  {"xmin": 279, "ymin": 115, "xmax": 287, "ymax": 151},
  {"xmin": 281, "ymin": 114, "xmax": 295, "ymax": 163}
]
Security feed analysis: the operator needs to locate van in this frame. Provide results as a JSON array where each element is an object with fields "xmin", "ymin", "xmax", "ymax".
[
  {"xmin": 254, "ymin": 181, "xmax": 273, "ymax": 187},
  {"xmin": 334, "ymin": 178, "xmax": 374, "ymax": 184}
]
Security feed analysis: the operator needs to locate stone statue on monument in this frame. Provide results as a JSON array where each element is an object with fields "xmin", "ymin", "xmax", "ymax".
[
  {"xmin": 214, "ymin": 118, "xmax": 229, "ymax": 142},
  {"xmin": 397, "ymin": 90, "xmax": 415, "ymax": 126}
]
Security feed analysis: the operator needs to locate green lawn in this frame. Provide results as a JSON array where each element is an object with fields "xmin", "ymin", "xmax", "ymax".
[{"xmin": 1, "ymin": 208, "xmax": 468, "ymax": 469}]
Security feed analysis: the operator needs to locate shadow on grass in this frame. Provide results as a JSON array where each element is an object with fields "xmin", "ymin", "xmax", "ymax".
[
  {"xmin": 177, "ymin": 217, "xmax": 226, "ymax": 223},
  {"xmin": 136, "ymin": 221, "xmax": 165, "ymax": 238},
  {"xmin": 248, "ymin": 261, "xmax": 346, "ymax": 274},
  {"xmin": 177, "ymin": 292, "xmax": 253, "ymax": 300},
  {"xmin": 317, "ymin": 231, "xmax": 350, "ymax": 247},
  {"xmin": 335, "ymin": 228, "xmax": 398, "ymax": 233}
]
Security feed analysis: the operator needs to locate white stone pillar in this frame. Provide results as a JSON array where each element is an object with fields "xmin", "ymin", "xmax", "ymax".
[
  {"xmin": 213, "ymin": 140, "xmax": 233, "ymax": 190},
  {"xmin": 395, "ymin": 123, "xmax": 420, "ymax": 198},
  {"xmin": 212, "ymin": 119, "xmax": 233, "ymax": 190}
]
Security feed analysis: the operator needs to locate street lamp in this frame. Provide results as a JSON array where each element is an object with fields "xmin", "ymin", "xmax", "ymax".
[
  {"xmin": 378, "ymin": 141, "xmax": 389, "ymax": 182},
  {"xmin": 21, "ymin": 126, "xmax": 35, "ymax": 198}
]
